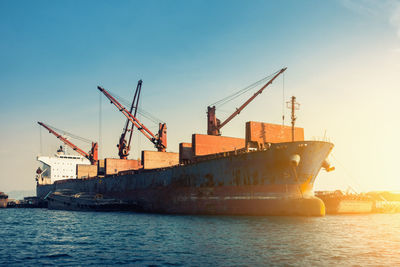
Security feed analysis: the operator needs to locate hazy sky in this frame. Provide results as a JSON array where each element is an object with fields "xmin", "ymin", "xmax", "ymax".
[{"xmin": 1, "ymin": 0, "xmax": 400, "ymax": 193}]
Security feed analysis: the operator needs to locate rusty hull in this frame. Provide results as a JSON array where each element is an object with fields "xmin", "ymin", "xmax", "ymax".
[{"xmin": 37, "ymin": 141, "xmax": 333, "ymax": 216}]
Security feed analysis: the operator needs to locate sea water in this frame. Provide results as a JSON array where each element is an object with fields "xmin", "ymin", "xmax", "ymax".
[{"xmin": 1, "ymin": 209, "xmax": 400, "ymax": 266}]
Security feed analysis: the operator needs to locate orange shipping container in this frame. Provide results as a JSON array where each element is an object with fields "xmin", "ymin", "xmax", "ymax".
[
  {"xmin": 105, "ymin": 158, "xmax": 141, "ymax": 175},
  {"xmin": 76, "ymin": 164, "xmax": 98, "ymax": 179},
  {"xmin": 246, "ymin": 121, "xmax": 304, "ymax": 146},
  {"xmin": 141, "ymin": 151, "xmax": 179, "ymax": 169},
  {"xmin": 192, "ymin": 134, "xmax": 245, "ymax": 156}
]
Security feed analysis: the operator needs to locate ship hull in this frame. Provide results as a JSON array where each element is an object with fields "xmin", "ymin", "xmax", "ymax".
[
  {"xmin": 37, "ymin": 141, "xmax": 333, "ymax": 216},
  {"xmin": 323, "ymin": 199, "xmax": 373, "ymax": 214}
]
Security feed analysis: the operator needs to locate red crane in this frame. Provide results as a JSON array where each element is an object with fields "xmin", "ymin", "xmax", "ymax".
[
  {"xmin": 117, "ymin": 80, "xmax": 142, "ymax": 159},
  {"xmin": 97, "ymin": 86, "xmax": 167, "ymax": 152},
  {"xmin": 38, "ymin": 122, "xmax": 98, "ymax": 165},
  {"xmin": 207, "ymin": 67, "xmax": 287, "ymax": 135}
]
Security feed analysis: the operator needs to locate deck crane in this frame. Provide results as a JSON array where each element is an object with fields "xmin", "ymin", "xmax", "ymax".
[
  {"xmin": 38, "ymin": 122, "xmax": 98, "ymax": 165},
  {"xmin": 207, "ymin": 67, "xmax": 287, "ymax": 135},
  {"xmin": 97, "ymin": 86, "xmax": 167, "ymax": 152},
  {"xmin": 117, "ymin": 80, "xmax": 142, "ymax": 159}
]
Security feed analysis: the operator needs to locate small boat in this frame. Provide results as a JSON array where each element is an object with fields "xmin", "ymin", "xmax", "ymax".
[
  {"xmin": 45, "ymin": 190, "xmax": 135, "ymax": 211},
  {"xmin": 316, "ymin": 190, "xmax": 373, "ymax": 214}
]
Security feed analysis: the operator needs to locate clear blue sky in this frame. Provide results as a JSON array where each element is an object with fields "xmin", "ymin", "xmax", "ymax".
[{"xmin": 1, "ymin": 0, "xmax": 400, "ymax": 192}]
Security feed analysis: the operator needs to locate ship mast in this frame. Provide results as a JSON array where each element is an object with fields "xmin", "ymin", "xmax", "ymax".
[{"xmin": 286, "ymin": 96, "xmax": 300, "ymax": 142}]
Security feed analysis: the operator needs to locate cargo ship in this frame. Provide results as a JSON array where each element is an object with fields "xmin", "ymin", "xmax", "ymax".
[
  {"xmin": 315, "ymin": 191, "xmax": 373, "ymax": 214},
  {"xmin": 0, "ymin": 192, "xmax": 8, "ymax": 208},
  {"xmin": 36, "ymin": 68, "xmax": 335, "ymax": 216}
]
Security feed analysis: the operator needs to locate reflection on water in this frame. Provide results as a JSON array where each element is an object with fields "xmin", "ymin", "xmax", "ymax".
[{"xmin": 1, "ymin": 209, "xmax": 400, "ymax": 266}]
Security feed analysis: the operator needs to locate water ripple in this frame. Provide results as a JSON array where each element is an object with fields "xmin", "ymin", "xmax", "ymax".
[{"xmin": 1, "ymin": 210, "xmax": 400, "ymax": 266}]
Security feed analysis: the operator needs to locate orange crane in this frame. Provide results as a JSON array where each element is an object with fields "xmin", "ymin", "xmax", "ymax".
[
  {"xmin": 38, "ymin": 122, "xmax": 98, "ymax": 165},
  {"xmin": 97, "ymin": 86, "xmax": 167, "ymax": 152},
  {"xmin": 207, "ymin": 67, "xmax": 287, "ymax": 135},
  {"xmin": 117, "ymin": 80, "xmax": 142, "ymax": 159}
]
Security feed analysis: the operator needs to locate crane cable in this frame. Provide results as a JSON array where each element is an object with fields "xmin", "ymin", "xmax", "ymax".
[
  {"xmin": 209, "ymin": 70, "xmax": 280, "ymax": 108},
  {"xmin": 39, "ymin": 126, "xmax": 43, "ymax": 154},
  {"xmin": 99, "ymin": 91, "xmax": 102, "ymax": 159},
  {"xmin": 108, "ymin": 91, "xmax": 165, "ymax": 125},
  {"xmin": 330, "ymin": 153, "xmax": 364, "ymax": 193},
  {"xmin": 45, "ymin": 123, "xmax": 94, "ymax": 144},
  {"xmin": 282, "ymin": 71, "xmax": 285, "ymax": 126}
]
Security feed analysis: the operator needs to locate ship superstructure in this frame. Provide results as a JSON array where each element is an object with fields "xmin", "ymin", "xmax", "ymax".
[{"xmin": 36, "ymin": 146, "xmax": 90, "ymax": 185}]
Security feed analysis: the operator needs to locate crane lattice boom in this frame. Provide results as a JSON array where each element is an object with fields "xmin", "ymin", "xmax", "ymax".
[
  {"xmin": 97, "ymin": 86, "xmax": 167, "ymax": 152},
  {"xmin": 38, "ymin": 122, "xmax": 98, "ymax": 165},
  {"xmin": 118, "ymin": 80, "xmax": 142, "ymax": 159},
  {"xmin": 207, "ymin": 67, "xmax": 287, "ymax": 135}
]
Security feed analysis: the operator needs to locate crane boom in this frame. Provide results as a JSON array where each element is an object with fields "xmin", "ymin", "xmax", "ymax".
[
  {"xmin": 97, "ymin": 86, "xmax": 167, "ymax": 152},
  {"xmin": 118, "ymin": 80, "xmax": 142, "ymax": 159},
  {"xmin": 38, "ymin": 122, "xmax": 98, "ymax": 165},
  {"xmin": 126, "ymin": 81, "xmax": 142, "ymax": 154},
  {"xmin": 207, "ymin": 67, "xmax": 287, "ymax": 135}
]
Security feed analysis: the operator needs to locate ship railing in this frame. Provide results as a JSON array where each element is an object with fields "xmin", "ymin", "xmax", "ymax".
[{"xmin": 311, "ymin": 136, "xmax": 332, "ymax": 142}]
